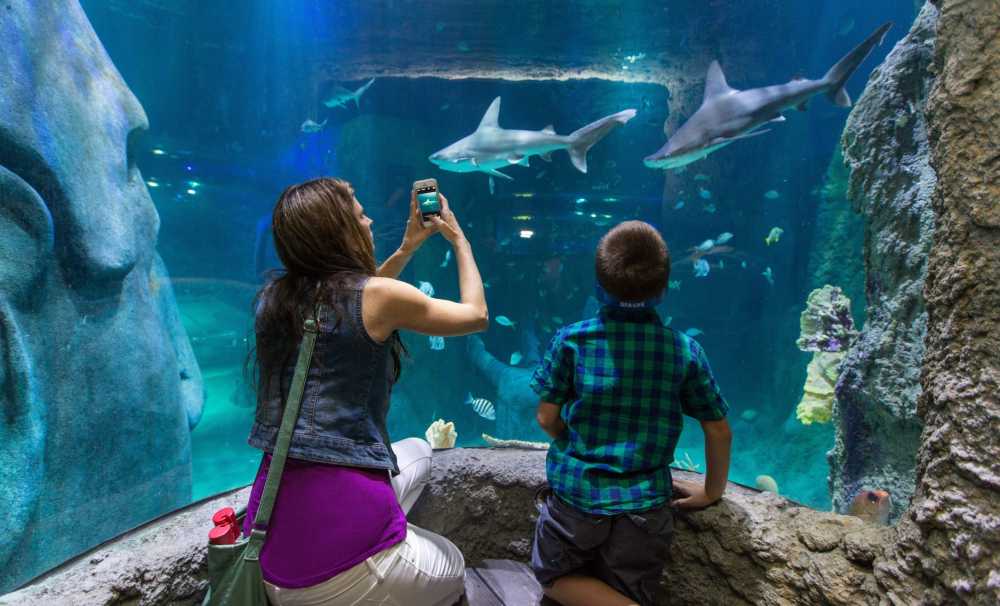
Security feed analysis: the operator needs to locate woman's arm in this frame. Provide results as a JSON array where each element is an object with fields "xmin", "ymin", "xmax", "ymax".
[
  {"xmin": 365, "ymin": 194, "xmax": 488, "ymax": 339},
  {"xmin": 376, "ymin": 190, "xmax": 435, "ymax": 279}
]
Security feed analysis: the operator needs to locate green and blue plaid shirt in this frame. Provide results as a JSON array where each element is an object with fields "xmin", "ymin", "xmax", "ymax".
[{"xmin": 530, "ymin": 306, "xmax": 729, "ymax": 514}]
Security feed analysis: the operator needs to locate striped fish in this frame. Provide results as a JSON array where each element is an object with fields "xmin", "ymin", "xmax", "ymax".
[{"xmin": 465, "ymin": 393, "xmax": 496, "ymax": 421}]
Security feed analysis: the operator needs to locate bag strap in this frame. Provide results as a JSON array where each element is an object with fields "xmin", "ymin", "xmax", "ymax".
[{"xmin": 244, "ymin": 306, "xmax": 322, "ymax": 560}]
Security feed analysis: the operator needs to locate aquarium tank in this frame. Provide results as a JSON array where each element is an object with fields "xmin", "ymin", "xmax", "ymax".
[{"xmin": 0, "ymin": 0, "xmax": 922, "ymax": 595}]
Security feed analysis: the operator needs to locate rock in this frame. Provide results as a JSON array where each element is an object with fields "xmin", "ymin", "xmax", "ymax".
[
  {"xmin": 872, "ymin": 0, "xmax": 1000, "ymax": 602},
  {"xmin": 833, "ymin": 0, "xmax": 938, "ymax": 522},
  {"xmin": 0, "ymin": 0, "xmax": 202, "ymax": 592}
]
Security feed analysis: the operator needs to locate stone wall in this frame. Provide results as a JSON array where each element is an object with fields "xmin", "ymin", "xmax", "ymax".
[
  {"xmin": 832, "ymin": 2, "xmax": 938, "ymax": 521},
  {"xmin": 871, "ymin": 0, "xmax": 1000, "ymax": 602},
  {"xmin": 2, "ymin": 449, "xmax": 892, "ymax": 606}
]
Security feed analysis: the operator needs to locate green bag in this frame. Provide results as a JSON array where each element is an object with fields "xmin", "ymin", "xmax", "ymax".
[{"xmin": 202, "ymin": 312, "xmax": 321, "ymax": 606}]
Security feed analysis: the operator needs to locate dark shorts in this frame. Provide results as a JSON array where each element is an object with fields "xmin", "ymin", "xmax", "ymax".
[{"xmin": 530, "ymin": 488, "xmax": 674, "ymax": 606}]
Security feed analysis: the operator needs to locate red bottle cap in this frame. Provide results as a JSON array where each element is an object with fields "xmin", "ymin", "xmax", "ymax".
[
  {"xmin": 209, "ymin": 523, "xmax": 237, "ymax": 545},
  {"xmin": 212, "ymin": 507, "xmax": 236, "ymax": 527}
]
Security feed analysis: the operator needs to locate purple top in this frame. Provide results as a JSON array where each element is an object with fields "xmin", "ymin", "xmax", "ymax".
[{"xmin": 242, "ymin": 453, "xmax": 408, "ymax": 588}]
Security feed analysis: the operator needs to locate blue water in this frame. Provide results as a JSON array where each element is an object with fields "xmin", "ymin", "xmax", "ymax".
[{"xmin": 80, "ymin": 0, "xmax": 914, "ymax": 525}]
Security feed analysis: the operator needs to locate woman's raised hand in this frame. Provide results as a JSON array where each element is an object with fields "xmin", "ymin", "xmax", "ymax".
[
  {"xmin": 429, "ymin": 193, "xmax": 467, "ymax": 246},
  {"xmin": 399, "ymin": 188, "xmax": 438, "ymax": 254}
]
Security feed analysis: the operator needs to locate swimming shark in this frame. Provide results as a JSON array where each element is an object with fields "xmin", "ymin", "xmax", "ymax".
[
  {"xmin": 323, "ymin": 78, "xmax": 375, "ymax": 109},
  {"xmin": 429, "ymin": 97, "xmax": 636, "ymax": 186},
  {"xmin": 644, "ymin": 22, "xmax": 892, "ymax": 171}
]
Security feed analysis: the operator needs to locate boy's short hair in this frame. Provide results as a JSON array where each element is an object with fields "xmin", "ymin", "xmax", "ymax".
[{"xmin": 595, "ymin": 221, "xmax": 670, "ymax": 302}]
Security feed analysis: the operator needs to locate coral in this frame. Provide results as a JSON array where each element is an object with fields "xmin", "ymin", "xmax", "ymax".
[
  {"xmin": 481, "ymin": 433, "xmax": 548, "ymax": 450},
  {"xmin": 796, "ymin": 285, "xmax": 858, "ymax": 353},
  {"xmin": 425, "ymin": 419, "xmax": 458, "ymax": 449}
]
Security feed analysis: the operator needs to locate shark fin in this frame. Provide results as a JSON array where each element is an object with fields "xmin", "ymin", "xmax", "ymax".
[
  {"xmin": 769, "ymin": 115, "xmax": 787, "ymax": 123},
  {"xmin": 712, "ymin": 129, "xmax": 772, "ymax": 145},
  {"xmin": 823, "ymin": 22, "xmax": 893, "ymax": 108},
  {"xmin": 478, "ymin": 97, "xmax": 502, "ymax": 130},
  {"xmin": 542, "ymin": 124, "xmax": 555, "ymax": 134},
  {"xmin": 485, "ymin": 168, "xmax": 513, "ymax": 181},
  {"xmin": 471, "ymin": 158, "xmax": 479, "ymax": 166},
  {"xmin": 567, "ymin": 108, "xmax": 636, "ymax": 173},
  {"xmin": 703, "ymin": 61, "xmax": 735, "ymax": 103},
  {"xmin": 508, "ymin": 154, "xmax": 529, "ymax": 166}
]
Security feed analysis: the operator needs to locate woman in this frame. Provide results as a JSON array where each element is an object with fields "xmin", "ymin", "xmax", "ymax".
[{"xmin": 243, "ymin": 177, "xmax": 487, "ymax": 606}]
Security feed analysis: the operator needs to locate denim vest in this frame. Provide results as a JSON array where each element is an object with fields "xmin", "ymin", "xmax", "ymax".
[{"xmin": 247, "ymin": 274, "xmax": 399, "ymax": 475}]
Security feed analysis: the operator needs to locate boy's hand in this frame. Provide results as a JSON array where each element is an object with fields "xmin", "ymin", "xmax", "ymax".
[{"xmin": 671, "ymin": 479, "xmax": 720, "ymax": 510}]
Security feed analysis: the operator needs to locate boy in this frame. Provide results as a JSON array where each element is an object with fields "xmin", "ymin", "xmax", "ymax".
[{"xmin": 529, "ymin": 221, "xmax": 732, "ymax": 606}]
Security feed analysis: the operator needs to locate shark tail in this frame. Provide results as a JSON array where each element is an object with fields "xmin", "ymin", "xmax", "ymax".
[
  {"xmin": 823, "ymin": 22, "xmax": 892, "ymax": 107},
  {"xmin": 353, "ymin": 78, "xmax": 376, "ymax": 107},
  {"xmin": 565, "ymin": 109, "xmax": 636, "ymax": 173}
]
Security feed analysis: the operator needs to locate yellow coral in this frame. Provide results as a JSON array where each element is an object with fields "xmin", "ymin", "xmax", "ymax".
[{"xmin": 796, "ymin": 351, "xmax": 844, "ymax": 425}]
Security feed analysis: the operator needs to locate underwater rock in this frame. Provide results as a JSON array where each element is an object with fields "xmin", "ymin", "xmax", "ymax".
[
  {"xmin": 466, "ymin": 336, "xmax": 549, "ymax": 442},
  {"xmin": 833, "ymin": 1, "xmax": 938, "ymax": 523},
  {"xmin": 873, "ymin": 0, "xmax": 1000, "ymax": 602},
  {"xmin": 481, "ymin": 433, "xmax": 548, "ymax": 450},
  {"xmin": 796, "ymin": 351, "xmax": 844, "ymax": 425},
  {"xmin": 0, "ymin": 0, "xmax": 202, "ymax": 592}
]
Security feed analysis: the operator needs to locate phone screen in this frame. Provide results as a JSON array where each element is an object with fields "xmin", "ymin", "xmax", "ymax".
[{"xmin": 416, "ymin": 184, "xmax": 441, "ymax": 217}]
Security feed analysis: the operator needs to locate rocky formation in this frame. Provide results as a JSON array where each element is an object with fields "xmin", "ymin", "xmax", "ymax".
[
  {"xmin": 0, "ymin": 0, "xmax": 202, "ymax": 593},
  {"xmin": 832, "ymin": 2, "xmax": 938, "ymax": 522},
  {"xmin": 2, "ymin": 449, "xmax": 893, "ymax": 606},
  {"xmin": 872, "ymin": 0, "xmax": 1000, "ymax": 602}
]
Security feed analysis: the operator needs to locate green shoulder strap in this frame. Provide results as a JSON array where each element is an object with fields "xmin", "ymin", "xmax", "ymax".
[{"xmin": 243, "ymin": 306, "xmax": 322, "ymax": 561}]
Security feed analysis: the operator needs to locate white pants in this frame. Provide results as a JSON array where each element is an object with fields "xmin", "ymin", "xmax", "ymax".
[{"xmin": 264, "ymin": 438, "xmax": 466, "ymax": 606}]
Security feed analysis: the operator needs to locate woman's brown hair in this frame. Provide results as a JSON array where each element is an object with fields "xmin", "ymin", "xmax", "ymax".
[
  {"xmin": 595, "ymin": 220, "xmax": 670, "ymax": 302},
  {"xmin": 246, "ymin": 177, "xmax": 406, "ymax": 406}
]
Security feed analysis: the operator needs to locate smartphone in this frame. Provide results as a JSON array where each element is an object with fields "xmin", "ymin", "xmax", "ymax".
[{"xmin": 413, "ymin": 178, "xmax": 441, "ymax": 227}]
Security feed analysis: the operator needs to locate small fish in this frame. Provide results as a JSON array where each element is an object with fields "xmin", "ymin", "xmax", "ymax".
[
  {"xmin": 837, "ymin": 16, "xmax": 856, "ymax": 37},
  {"xmin": 668, "ymin": 280, "xmax": 682, "ymax": 290},
  {"xmin": 698, "ymin": 187, "xmax": 712, "ymax": 200},
  {"xmin": 683, "ymin": 328, "xmax": 704, "ymax": 337},
  {"xmin": 715, "ymin": 232, "xmax": 733, "ymax": 245},
  {"xmin": 849, "ymin": 490, "xmax": 892, "ymax": 525},
  {"xmin": 323, "ymin": 78, "xmax": 375, "ymax": 109},
  {"xmin": 510, "ymin": 351, "xmax": 523, "ymax": 365},
  {"xmin": 663, "ymin": 315, "xmax": 673, "ymax": 326},
  {"xmin": 489, "ymin": 176, "xmax": 495, "ymax": 196},
  {"xmin": 704, "ymin": 203, "xmax": 717, "ymax": 214},
  {"xmin": 694, "ymin": 258, "xmax": 711, "ymax": 278},
  {"xmin": 495, "ymin": 316, "xmax": 516, "ymax": 329},
  {"xmin": 740, "ymin": 409, "xmax": 759, "ymax": 422},
  {"xmin": 765, "ymin": 227, "xmax": 784, "ymax": 246},
  {"xmin": 624, "ymin": 52, "xmax": 646, "ymax": 64},
  {"xmin": 429, "ymin": 335, "xmax": 445, "ymax": 351},
  {"xmin": 741, "ymin": 260, "xmax": 747, "ymax": 269},
  {"xmin": 694, "ymin": 174, "xmax": 710, "ymax": 182},
  {"xmin": 418, "ymin": 281, "xmax": 435, "ymax": 297},
  {"xmin": 716, "ymin": 259, "xmax": 724, "ymax": 269},
  {"xmin": 465, "ymin": 393, "xmax": 496, "ymax": 421},
  {"xmin": 536, "ymin": 170, "xmax": 547, "ymax": 179},
  {"xmin": 762, "ymin": 266, "xmax": 774, "ymax": 285},
  {"xmin": 551, "ymin": 316, "xmax": 564, "ymax": 324},
  {"xmin": 673, "ymin": 200, "xmax": 685, "ymax": 210},
  {"xmin": 440, "ymin": 249, "xmax": 452, "ymax": 268},
  {"xmin": 695, "ymin": 239, "xmax": 715, "ymax": 252},
  {"xmin": 457, "ymin": 41, "xmax": 471, "ymax": 52},
  {"xmin": 439, "ymin": 103, "xmax": 451, "ymax": 111},
  {"xmin": 435, "ymin": 21, "xmax": 445, "ymax": 32},
  {"xmin": 300, "ymin": 119, "xmax": 328, "ymax": 134},
  {"xmin": 763, "ymin": 190, "xmax": 780, "ymax": 200}
]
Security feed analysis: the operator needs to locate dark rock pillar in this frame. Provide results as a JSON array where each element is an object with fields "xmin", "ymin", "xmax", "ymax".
[
  {"xmin": 874, "ymin": 0, "xmax": 1000, "ymax": 602},
  {"xmin": 834, "ymin": 2, "xmax": 938, "ymax": 521}
]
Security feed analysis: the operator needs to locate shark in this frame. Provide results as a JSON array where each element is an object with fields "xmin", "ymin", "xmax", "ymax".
[
  {"xmin": 644, "ymin": 22, "xmax": 893, "ymax": 171},
  {"xmin": 323, "ymin": 78, "xmax": 375, "ymax": 109},
  {"xmin": 429, "ymin": 97, "xmax": 636, "ymax": 189}
]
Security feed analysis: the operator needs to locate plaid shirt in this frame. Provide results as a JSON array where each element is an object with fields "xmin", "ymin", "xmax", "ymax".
[{"xmin": 530, "ymin": 306, "xmax": 729, "ymax": 514}]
